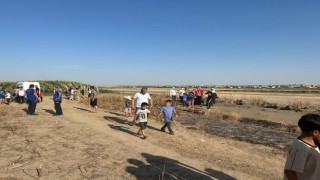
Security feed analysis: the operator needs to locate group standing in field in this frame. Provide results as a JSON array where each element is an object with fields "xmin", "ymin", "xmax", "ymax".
[
  {"xmin": 1, "ymin": 83, "xmax": 320, "ymax": 177},
  {"xmin": 127, "ymin": 88, "xmax": 178, "ymax": 139},
  {"xmin": 170, "ymin": 86, "xmax": 218, "ymax": 109}
]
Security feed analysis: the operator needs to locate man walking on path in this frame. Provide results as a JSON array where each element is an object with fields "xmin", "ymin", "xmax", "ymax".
[
  {"xmin": 89, "ymin": 86, "xmax": 98, "ymax": 113},
  {"xmin": 53, "ymin": 85, "xmax": 63, "ymax": 116},
  {"xmin": 131, "ymin": 88, "xmax": 153, "ymax": 126},
  {"xmin": 26, "ymin": 84, "xmax": 38, "ymax": 115}
]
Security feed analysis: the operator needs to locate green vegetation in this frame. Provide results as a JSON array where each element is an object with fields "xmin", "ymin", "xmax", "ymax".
[
  {"xmin": 98, "ymin": 88, "xmax": 115, "ymax": 94},
  {"xmin": 0, "ymin": 80, "xmax": 90, "ymax": 94}
]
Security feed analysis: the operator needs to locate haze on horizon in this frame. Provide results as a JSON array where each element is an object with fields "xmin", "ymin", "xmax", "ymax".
[{"xmin": 0, "ymin": 0, "xmax": 319, "ymax": 86}]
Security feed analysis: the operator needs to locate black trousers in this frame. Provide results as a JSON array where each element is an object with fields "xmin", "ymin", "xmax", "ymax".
[
  {"xmin": 27, "ymin": 100, "xmax": 37, "ymax": 114},
  {"xmin": 207, "ymin": 97, "xmax": 216, "ymax": 109},
  {"xmin": 161, "ymin": 122, "xmax": 174, "ymax": 133},
  {"xmin": 54, "ymin": 101, "xmax": 63, "ymax": 115},
  {"xmin": 195, "ymin": 96, "xmax": 203, "ymax": 105},
  {"xmin": 19, "ymin": 96, "xmax": 25, "ymax": 103}
]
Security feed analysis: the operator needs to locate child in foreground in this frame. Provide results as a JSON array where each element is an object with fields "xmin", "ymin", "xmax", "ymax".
[
  {"xmin": 157, "ymin": 100, "xmax": 178, "ymax": 135},
  {"xmin": 134, "ymin": 102, "xmax": 150, "ymax": 139},
  {"xmin": 284, "ymin": 113, "xmax": 320, "ymax": 180}
]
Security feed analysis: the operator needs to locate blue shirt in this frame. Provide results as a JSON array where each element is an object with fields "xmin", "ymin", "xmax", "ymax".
[
  {"xmin": 160, "ymin": 106, "xmax": 176, "ymax": 122},
  {"xmin": 182, "ymin": 95, "xmax": 187, "ymax": 101},
  {"xmin": 53, "ymin": 90, "xmax": 62, "ymax": 102},
  {"xmin": 187, "ymin": 93, "xmax": 195, "ymax": 100},
  {"xmin": 26, "ymin": 88, "xmax": 36, "ymax": 101}
]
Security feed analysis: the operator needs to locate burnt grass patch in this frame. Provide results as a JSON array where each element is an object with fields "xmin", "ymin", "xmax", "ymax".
[{"xmin": 178, "ymin": 113, "xmax": 299, "ymax": 150}]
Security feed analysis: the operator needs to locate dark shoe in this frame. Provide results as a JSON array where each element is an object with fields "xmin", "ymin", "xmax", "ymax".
[
  {"xmin": 160, "ymin": 128, "xmax": 165, "ymax": 132},
  {"xmin": 169, "ymin": 132, "xmax": 175, "ymax": 135},
  {"xmin": 30, "ymin": 113, "xmax": 39, "ymax": 116}
]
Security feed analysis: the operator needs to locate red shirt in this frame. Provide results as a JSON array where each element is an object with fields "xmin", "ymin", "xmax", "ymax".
[{"xmin": 195, "ymin": 90, "xmax": 204, "ymax": 96}]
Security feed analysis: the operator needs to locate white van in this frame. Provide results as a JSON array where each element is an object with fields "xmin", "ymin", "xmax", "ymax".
[{"xmin": 15, "ymin": 82, "xmax": 41, "ymax": 91}]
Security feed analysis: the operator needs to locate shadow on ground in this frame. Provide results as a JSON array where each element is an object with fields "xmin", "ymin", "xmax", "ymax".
[
  {"xmin": 104, "ymin": 116, "xmax": 128, "ymax": 125},
  {"xmin": 42, "ymin": 109, "xmax": 55, "ymax": 115},
  {"xmin": 73, "ymin": 107, "xmax": 90, "ymax": 112},
  {"xmin": 104, "ymin": 115, "xmax": 162, "ymax": 133},
  {"xmin": 108, "ymin": 125, "xmax": 137, "ymax": 137},
  {"xmin": 108, "ymin": 112, "xmax": 124, "ymax": 116},
  {"xmin": 127, "ymin": 153, "xmax": 236, "ymax": 180}
]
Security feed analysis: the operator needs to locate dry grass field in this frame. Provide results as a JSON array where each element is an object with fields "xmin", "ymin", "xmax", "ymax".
[{"xmin": 0, "ymin": 88, "xmax": 319, "ymax": 179}]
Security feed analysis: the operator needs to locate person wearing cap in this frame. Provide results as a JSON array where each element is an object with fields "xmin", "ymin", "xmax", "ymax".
[
  {"xmin": 130, "ymin": 88, "xmax": 153, "ymax": 126},
  {"xmin": 206, "ymin": 88, "xmax": 218, "ymax": 109},
  {"xmin": 169, "ymin": 87, "xmax": 177, "ymax": 105},
  {"xmin": 179, "ymin": 88, "xmax": 185, "ymax": 104},
  {"xmin": 124, "ymin": 96, "xmax": 132, "ymax": 117}
]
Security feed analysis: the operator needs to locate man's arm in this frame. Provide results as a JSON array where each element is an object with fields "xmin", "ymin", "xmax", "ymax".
[
  {"xmin": 149, "ymin": 98, "xmax": 153, "ymax": 108},
  {"xmin": 131, "ymin": 98, "xmax": 135, "ymax": 110},
  {"xmin": 134, "ymin": 113, "xmax": 139, "ymax": 122},
  {"xmin": 174, "ymin": 111, "xmax": 178, "ymax": 118},
  {"xmin": 284, "ymin": 170, "xmax": 299, "ymax": 180},
  {"xmin": 57, "ymin": 91, "xmax": 62, "ymax": 100},
  {"xmin": 157, "ymin": 112, "xmax": 162, "ymax": 120}
]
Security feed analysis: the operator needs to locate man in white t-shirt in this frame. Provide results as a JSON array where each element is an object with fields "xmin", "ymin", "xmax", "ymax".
[
  {"xmin": 179, "ymin": 88, "xmax": 185, "ymax": 104},
  {"xmin": 169, "ymin": 87, "xmax": 177, "ymax": 103},
  {"xmin": 18, "ymin": 86, "xmax": 26, "ymax": 104},
  {"xmin": 130, "ymin": 88, "xmax": 153, "ymax": 126}
]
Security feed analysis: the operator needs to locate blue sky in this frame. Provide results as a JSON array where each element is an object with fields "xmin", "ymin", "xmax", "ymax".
[{"xmin": 0, "ymin": 0, "xmax": 319, "ymax": 86}]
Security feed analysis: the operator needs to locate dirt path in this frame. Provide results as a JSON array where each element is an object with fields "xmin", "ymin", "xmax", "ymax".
[{"xmin": 0, "ymin": 100, "xmax": 286, "ymax": 179}]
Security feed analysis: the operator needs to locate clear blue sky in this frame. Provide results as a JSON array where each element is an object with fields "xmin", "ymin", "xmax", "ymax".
[{"xmin": 0, "ymin": 0, "xmax": 319, "ymax": 86}]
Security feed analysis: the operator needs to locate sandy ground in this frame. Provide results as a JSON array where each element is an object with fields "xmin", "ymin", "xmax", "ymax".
[{"xmin": 0, "ymin": 99, "xmax": 287, "ymax": 179}]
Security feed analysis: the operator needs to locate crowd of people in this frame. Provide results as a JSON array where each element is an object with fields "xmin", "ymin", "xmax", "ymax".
[
  {"xmin": 1, "ymin": 84, "xmax": 320, "ymax": 178},
  {"xmin": 170, "ymin": 86, "xmax": 218, "ymax": 109},
  {"xmin": 0, "ymin": 85, "xmax": 44, "ymax": 105}
]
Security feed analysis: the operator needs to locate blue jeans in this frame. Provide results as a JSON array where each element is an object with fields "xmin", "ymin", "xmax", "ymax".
[{"xmin": 182, "ymin": 100, "xmax": 188, "ymax": 107}]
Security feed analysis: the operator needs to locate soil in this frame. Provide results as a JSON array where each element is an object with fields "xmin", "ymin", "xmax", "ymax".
[{"xmin": 0, "ymin": 99, "xmax": 292, "ymax": 179}]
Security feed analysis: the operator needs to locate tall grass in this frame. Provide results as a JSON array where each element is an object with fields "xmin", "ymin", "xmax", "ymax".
[
  {"xmin": 80, "ymin": 93, "xmax": 171, "ymax": 117},
  {"xmin": 218, "ymin": 94, "xmax": 320, "ymax": 110},
  {"xmin": 0, "ymin": 105, "xmax": 9, "ymax": 116},
  {"xmin": 204, "ymin": 110, "xmax": 241, "ymax": 121}
]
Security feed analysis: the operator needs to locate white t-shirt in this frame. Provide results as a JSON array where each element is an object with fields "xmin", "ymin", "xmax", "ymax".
[
  {"xmin": 136, "ymin": 109, "xmax": 150, "ymax": 122},
  {"xmin": 18, "ymin": 89, "xmax": 25, "ymax": 96},
  {"xmin": 284, "ymin": 139, "xmax": 320, "ymax": 180},
  {"xmin": 179, "ymin": 89, "xmax": 185, "ymax": 96},
  {"xmin": 134, "ymin": 93, "xmax": 151, "ymax": 108},
  {"xmin": 170, "ymin": 89, "xmax": 176, "ymax": 96},
  {"xmin": 5, "ymin": 93, "xmax": 10, "ymax": 99}
]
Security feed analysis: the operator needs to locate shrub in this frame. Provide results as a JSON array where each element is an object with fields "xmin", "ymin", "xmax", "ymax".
[
  {"xmin": 248, "ymin": 98, "xmax": 267, "ymax": 107},
  {"xmin": 204, "ymin": 109, "xmax": 241, "ymax": 121}
]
